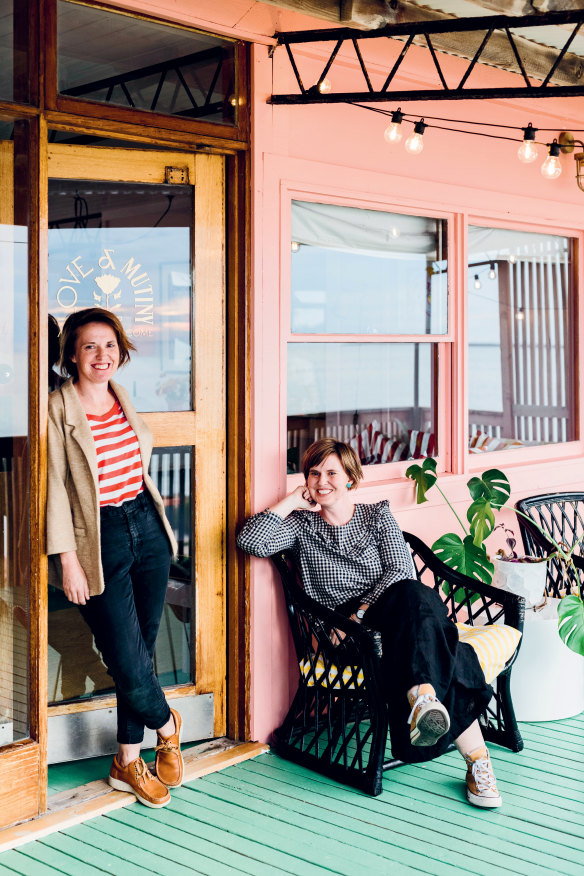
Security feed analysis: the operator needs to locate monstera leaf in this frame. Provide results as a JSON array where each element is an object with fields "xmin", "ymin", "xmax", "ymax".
[
  {"xmin": 432, "ymin": 533, "xmax": 494, "ymax": 596},
  {"xmin": 558, "ymin": 595, "xmax": 584, "ymax": 657},
  {"xmin": 405, "ymin": 457, "xmax": 437, "ymax": 504},
  {"xmin": 467, "ymin": 497, "xmax": 496, "ymax": 547},
  {"xmin": 467, "ymin": 469, "xmax": 511, "ymax": 510}
]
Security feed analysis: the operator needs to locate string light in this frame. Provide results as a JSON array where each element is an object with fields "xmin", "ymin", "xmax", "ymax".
[
  {"xmin": 384, "ymin": 107, "xmax": 404, "ymax": 144},
  {"xmin": 473, "ymin": 274, "xmax": 481, "ymax": 290},
  {"xmin": 516, "ymin": 306, "xmax": 525, "ymax": 320},
  {"xmin": 318, "ymin": 78, "xmax": 332, "ymax": 94},
  {"xmin": 291, "ymin": 241, "xmax": 300, "ymax": 252},
  {"xmin": 405, "ymin": 119, "xmax": 426, "ymax": 155},
  {"xmin": 541, "ymin": 140, "xmax": 562, "ymax": 179},
  {"xmin": 518, "ymin": 123, "xmax": 539, "ymax": 164},
  {"xmin": 355, "ymin": 104, "xmax": 572, "ymax": 183},
  {"xmin": 489, "ymin": 263, "xmax": 497, "ymax": 280}
]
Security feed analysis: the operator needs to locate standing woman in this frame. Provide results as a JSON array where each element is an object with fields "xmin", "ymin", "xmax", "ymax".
[{"xmin": 47, "ymin": 307, "xmax": 183, "ymax": 808}]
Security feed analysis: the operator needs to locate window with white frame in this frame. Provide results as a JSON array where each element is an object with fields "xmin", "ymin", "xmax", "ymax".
[
  {"xmin": 286, "ymin": 200, "xmax": 447, "ymax": 474},
  {"xmin": 468, "ymin": 226, "xmax": 575, "ymax": 454}
]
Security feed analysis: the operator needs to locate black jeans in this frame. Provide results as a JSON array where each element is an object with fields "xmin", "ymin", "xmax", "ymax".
[
  {"xmin": 362, "ymin": 579, "xmax": 493, "ymax": 763},
  {"xmin": 80, "ymin": 491, "xmax": 172, "ymax": 744}
]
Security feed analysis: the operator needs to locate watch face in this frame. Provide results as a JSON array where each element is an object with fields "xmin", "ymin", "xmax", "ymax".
[{"xmin": 356, "ymin": 609, "xmax": 365, "ymax": 619}]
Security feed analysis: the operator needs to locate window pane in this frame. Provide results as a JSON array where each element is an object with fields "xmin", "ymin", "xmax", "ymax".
[
  {"xmin": 287, "ymin": 343, "xmax": 437, "ymax": 472},
  {"xmin": 57, "ymin": 0, "xmax": 236, "ymax": 125},
  {"xmin": 468, "ymin": 226, "xmax": 575, "ymax": 452},
  {"xmin": 0, "ymin": 3, "xmax": 14, "ymax": 101},
  {"xmin": 0, "ymin": 125, "xmax": 29, "ymax": 746},
  {"xmin": 291, "ymin": 201, "xmax": 447, "ymax": 335},
  {"xmin": 48, "ymin": 179, "xmax": 192, "ymax": 412}
]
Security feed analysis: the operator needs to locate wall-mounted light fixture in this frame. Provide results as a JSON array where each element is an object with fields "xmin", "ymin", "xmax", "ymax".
[{"xmin": 559, "ymin": 131, "xmax": 584, "ymax": 192}]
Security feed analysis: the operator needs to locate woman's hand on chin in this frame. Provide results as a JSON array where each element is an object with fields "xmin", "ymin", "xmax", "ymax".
[{"xmin": 293, "ymin": 485, "xmax": 320, "ymax": 512}]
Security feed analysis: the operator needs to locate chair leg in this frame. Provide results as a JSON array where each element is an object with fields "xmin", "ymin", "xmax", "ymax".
[
  {"xmin": 481, "ymin": 670, "xmax": 524, "ymax": 753},
  {"xmin": 272, "ymin": 682, "xmax": 388, "ymax": 796}
]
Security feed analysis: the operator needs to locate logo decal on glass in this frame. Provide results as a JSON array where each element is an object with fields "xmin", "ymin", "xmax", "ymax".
[{"xmin": 57, "ymin": 249, "xmax": 155, "ymax": 327}]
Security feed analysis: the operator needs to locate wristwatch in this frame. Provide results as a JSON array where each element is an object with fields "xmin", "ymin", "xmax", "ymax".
[{"xmin": 356, "ymin": 608, "xmax": 366, "ymax": 620}]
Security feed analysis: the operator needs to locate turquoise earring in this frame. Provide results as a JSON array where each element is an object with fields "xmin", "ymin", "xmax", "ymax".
[{"xmin": 346, "ymin": 482, "xmax": 352, "ymax": 489}]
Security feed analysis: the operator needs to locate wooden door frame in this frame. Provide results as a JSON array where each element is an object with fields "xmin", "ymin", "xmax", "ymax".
[
  {"xmin": 44, "ymin": 144, "xmax": 228, "ymax": 738},
  {"xmin": 0, "ymin": 122, "xmax": 250, "ymax": 832}
]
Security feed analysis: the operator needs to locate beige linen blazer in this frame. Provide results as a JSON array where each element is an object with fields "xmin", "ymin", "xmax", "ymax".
[{"xmin": 47, "ymin": 377, "xmax": 178, "ymax": 596}]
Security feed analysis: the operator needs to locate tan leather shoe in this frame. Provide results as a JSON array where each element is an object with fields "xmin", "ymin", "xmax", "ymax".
[
  {"xmin": 108, "ymin": 755, "xmax": 170, "ymax": 808},
  {"xmin": 155, "ymin": 707, "xmax": 184, "ymax": 788}
]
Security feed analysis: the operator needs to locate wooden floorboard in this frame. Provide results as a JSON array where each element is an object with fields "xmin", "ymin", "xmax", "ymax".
[{"xmin": 1, "ymin": 714, "xmax": 584, "ymax": 874}]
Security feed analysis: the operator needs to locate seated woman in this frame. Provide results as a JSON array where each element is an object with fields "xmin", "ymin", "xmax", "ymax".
[{"xmin": 237, "ymin": 438, "xmax": 502, "ymax": 809}]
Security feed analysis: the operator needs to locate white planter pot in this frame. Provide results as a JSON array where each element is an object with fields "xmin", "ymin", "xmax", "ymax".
[
  {"xmin": 509, "ymin": 598, "xmax": 584, "ymax": 721},
  {"xmin": 492, "ymin": 556, "xmax": 548, "ymax": 608}
]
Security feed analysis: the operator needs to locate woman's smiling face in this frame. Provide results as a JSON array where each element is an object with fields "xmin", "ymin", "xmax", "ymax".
[
  {"xmin": 306, "ymin": 453, "xmax": 352, "ymax": 508},
  {"xmin": 72, "ymin": 322, "xmax": 120, "ymax": 388}
]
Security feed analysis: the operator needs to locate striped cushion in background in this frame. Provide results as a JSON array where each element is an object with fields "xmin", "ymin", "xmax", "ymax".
[{"xmin": 299, "ymin": 623, "xmax": 521, "ymax": 689}]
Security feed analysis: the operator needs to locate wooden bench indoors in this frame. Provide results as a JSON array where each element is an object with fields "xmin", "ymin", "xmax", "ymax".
[{"xmin": 271, "ymin": 531, "xmax": 524, "ymax": 796}]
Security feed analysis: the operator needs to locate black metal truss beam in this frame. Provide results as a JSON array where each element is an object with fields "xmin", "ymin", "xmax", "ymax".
[
  {"xmin": 61, "ymin": 47, "xmax": 232, "ymax": 118},
  {"xmin": 270, "ymin": 9, "xmax": 584, "ymax": 104}
]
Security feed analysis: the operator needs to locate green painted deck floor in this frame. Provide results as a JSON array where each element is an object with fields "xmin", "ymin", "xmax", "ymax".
[{"xmin": 1, "ymin": 713, "xmax": 583, "ymax": 875}]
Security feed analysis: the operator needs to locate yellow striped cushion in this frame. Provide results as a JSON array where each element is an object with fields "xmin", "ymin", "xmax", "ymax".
[
  {"xmin": 456, "ymin": 622, "xmax": 521, "ymax": 684},
  {"xmin": 299, "ymin": 657, "xmax": 365, "ymax": 689},
  {"xmin": 299, "ymin": 624, "xmax": 521, "ymax": 689}
]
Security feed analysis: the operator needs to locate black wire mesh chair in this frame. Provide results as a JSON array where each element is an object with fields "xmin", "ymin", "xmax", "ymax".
[
  {"xmin": 271, "ymin": 530, "xmax": 524, "ymax": 796},
  {"xmin": 515, "ymin": 493, "xmax": 584, "ymax": 599}
]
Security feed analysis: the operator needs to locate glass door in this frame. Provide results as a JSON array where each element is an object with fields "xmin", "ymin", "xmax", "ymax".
[{"xmin": 46, "ymin": 145, "xmax": 226, "ymax": 761}]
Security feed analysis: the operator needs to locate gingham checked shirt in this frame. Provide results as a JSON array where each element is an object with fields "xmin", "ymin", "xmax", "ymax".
[{"xmin": 237, "ymin": 500, "xmax": 415, "ymax": 609}]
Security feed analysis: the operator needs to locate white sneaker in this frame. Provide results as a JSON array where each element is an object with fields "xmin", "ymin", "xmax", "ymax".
[
  {"xmin": 464, "ymin": 747, "xmax": 502, "ymax": 808},
  {"xmin": 408, "ymin": 683, "xmax": 450, "ymax": 746}
]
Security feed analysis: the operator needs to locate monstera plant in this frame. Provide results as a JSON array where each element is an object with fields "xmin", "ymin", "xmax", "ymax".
[
  {"xmin": 406, "ymin": 457, "xmax": 584, "ymax": 658},
  {"xmin": 405, "ymin": 458, "xmax": 511, "ymax": 585}
]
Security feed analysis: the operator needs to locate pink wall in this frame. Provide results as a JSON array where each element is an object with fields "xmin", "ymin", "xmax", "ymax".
[
  {"xmin": 250, "ymin": 36, "xmax": 584, "ymax": 741},
  {"xmin": 105, "ymin": 0, "xmax": 584, "ymax": 742}
]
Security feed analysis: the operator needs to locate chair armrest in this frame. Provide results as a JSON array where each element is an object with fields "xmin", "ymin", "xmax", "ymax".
[
  {"xmin": 271, "ymin": 552, "xmax": 381, "ymax": 665},
  {"xmin": 402, "ymin": 530, "xmax": 525, "ymax": 635}
]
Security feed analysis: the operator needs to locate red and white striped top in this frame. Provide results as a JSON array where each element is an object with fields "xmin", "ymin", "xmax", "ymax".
[{"xmin": 86, "ymin": 397, "xmax": 144, "ymax": 507}]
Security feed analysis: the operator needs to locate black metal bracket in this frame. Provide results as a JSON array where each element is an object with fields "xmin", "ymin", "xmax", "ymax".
[{"xmin": 270, "ymin": 10, "xmax": 584, "ymax": 104}]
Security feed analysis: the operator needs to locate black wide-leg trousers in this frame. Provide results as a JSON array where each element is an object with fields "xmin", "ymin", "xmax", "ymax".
[{"xmin": 362, "ymin": 578, "xmax": 493, "ymax": 763}]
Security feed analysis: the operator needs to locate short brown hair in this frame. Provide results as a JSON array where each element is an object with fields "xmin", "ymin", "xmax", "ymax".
[
  {"xmin": 301, "ymin": 438, "xmax": 363, "ymax": 490},
  {"xmin": 58, "ymin": 307, "xmax": 136, "ymax": 380}
]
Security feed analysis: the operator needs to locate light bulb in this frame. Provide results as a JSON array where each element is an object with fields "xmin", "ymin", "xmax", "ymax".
[
  {"xmin": 516, "ymin": 307, "xmax": 525, "ymax": 321},
  {"xmin": 405, "ymin": 119, "xmax": 427, "ymax": 155},
  {"xmin": 390, "ymin": 226, "xmax": 400, "ymax": 238},
  {"xmin": 318, "ymin": 78, "xmax": 332, "ymax": 94},
  {"xmin": 489, "ymin": 263, "xmax": 497, "ymax": 280},
  {"xmin": 508, "ymin": 254, "xmax": 517, "ymax": 264},
  {"xmin": 384, "ymin": 107, "xmax": 404, "ymax": 144},
  {"xmin": 518, "ymin": 123, "xmax": 539, "ymax": 164},
  {"xmin": 291, "ymin": 241, "xmax": 300, "ymax": 253},
  {"xmin": 473, "ymin": 274, "xmax": 481, "ymax": 290},
  {"xmin": 518, "ymin": 140, "xmax": 539, "ymax": 163},
  {"xmin": 541, "ymin": 140, "xmax": 562, "ymax": 179}
]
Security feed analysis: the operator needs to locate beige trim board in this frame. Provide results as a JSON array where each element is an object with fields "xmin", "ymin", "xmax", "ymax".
[{"xmin": 0, "ymin": 740, "xmax": 269, "ymax": 853}]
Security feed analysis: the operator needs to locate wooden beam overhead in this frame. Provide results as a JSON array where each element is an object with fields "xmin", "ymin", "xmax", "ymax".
[{"xmin": 259, "ymin": 1, "xmax": 584, "ymax": 86}]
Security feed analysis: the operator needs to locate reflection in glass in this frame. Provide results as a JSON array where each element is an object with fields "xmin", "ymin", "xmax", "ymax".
[
  {"xmin": 0, "ymin": 3, "xmax": 13, "ymax": 102},
  {"xmin": 57, "ymin": 0, "xmax": 236, "ymax": 125},
  {"xmin": 287, "ymin": 343, "xmax": 436, "ymax": 472},
  {"xmin": 48, "ymin": 446, "xmax": 193, "ymax": 704},
  {"xmin": 48, "ymin": 180, "xmax": 192, "ymax": 412},
  {"xmin": 0, "ymin": 220, "xmax": 29, "ymax": 745},
  {"xmin": 468, "ymin": 226, "xmax": 574, "ymax": 453},
  {"xmin": 291, "ymin": 201, "xmax": 447, "ymax": 335}
]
